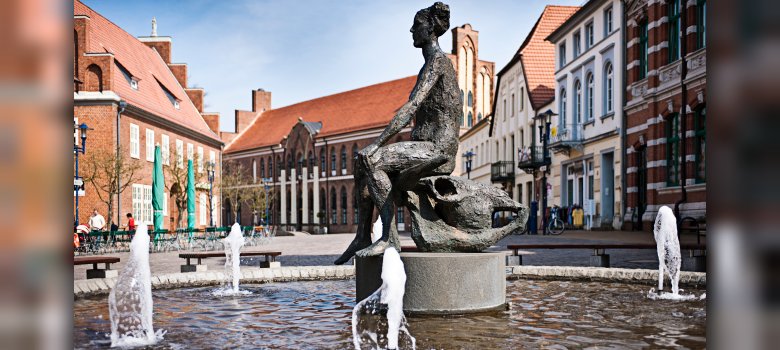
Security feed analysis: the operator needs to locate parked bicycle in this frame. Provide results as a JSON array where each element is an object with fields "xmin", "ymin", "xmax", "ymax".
[{"xmin": 547, "ymin": 205, "xmax": 565, "ymax": 235}]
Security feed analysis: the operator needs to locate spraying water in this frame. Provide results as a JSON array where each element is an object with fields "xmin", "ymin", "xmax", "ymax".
[
  {"xmin": 352, "ymin": 247, "xmax": 415, "ymax": 350},
  {"xmin": 223, "ymin": 223, "xmax": 246, "ymax": 293},
  {"xmin": 647, "ymin": 206, "xmax": 705, "ymax": 301},
  {"xmin": 108, "ymin": 224, "xmax": 164, "ymax": 347}
]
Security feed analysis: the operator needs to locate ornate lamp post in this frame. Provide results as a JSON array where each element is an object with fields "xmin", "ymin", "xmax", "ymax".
[
  {"xmin": 206, "ymin": 161, "xmax": 215, "ymax": 227},
  {"xmin": 536, "ymin": 109, "xmax": 557, "ymax": 235},
  {"xmin": 462, "ymin": 151, "xmax": 475, "ymax": 179},
  {"xmin": 74, "ymin": 122, "xmax": 89, "ymax": 226}
]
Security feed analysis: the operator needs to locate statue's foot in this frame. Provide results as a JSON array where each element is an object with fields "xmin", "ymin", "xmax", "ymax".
[
  {"xmin": 355, "ymin": 239, "xmax": 391, "ymax": 258},
  {"xmin": 334, "ymin": 237, "xmax": 371, "ymax": 265}
]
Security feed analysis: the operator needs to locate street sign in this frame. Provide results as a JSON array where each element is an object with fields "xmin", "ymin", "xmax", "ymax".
[{"xmin": 74, "ymin": 178, "xmax": 83, "ymax": 187}]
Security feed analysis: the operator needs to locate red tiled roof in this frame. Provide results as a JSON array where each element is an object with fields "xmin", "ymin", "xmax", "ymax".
[
  {"xmin": 74, "ymin": 0, "xmax": 220, "ymax": 143},
  {"xmin": 225, "ymin": 76, "xmax": 417, "ymax": 153},
  {"xmin": 518, "ymin": 5, "xmax": 580, "ymax": 109}
]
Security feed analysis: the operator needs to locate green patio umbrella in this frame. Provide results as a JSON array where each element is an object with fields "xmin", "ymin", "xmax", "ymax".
[
  {"xmin": 187, "ymin": 159, "xmax": 196, "ymax": 230},
  {"xmin": 152, "ymin": 145, "xmax": 164, "ymax": 231}
]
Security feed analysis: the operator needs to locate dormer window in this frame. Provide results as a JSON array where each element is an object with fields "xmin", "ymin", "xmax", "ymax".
[
  {"xmin": 174, "ymin": 100, "xmax": 180, "ymax": 109},
  {"xmin": 116, "ymin": 60, "xmax": 139, "ymax": 91},
  {"xmin": 156, "ymin": 77, "xmax": 181, "ymax": 109},
  {"xmin": 130, "ymin": 79, "xmax": 138, "ymax": 90}
]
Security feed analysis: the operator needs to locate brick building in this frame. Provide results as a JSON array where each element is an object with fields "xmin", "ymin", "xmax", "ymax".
[
  {"xmin": 73, "ymin": 1, "xmax": 223, "ymax": 229},
  {"xmin": 623, "ymin": 0, "xmax": 707, "ymax": 230},
  {"xmin": 223, "ymin": 25, "xmax": 493, "ymax": 233}
]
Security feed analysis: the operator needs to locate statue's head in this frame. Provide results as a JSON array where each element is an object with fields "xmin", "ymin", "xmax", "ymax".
[{"xmin": 411, "ymin": 2, "xmax": 450, "ymax": 48}]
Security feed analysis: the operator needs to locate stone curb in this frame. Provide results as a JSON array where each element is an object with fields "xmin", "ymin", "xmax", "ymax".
[
  {"xmin": 507, "ymin": 265, "xmax": 706, "ymax": 288},
  {"xmin": 74, "ymin": 264, "xmax": 706, "ymax": 299},
  {"xmin": 74, "ymin": 265, "xmax": 356, "ymax": 299}
]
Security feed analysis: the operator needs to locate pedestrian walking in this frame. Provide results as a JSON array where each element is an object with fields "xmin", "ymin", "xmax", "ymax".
[{"xmin": 125, "ymin": 213, "xmax": 136, "ymax": 232}]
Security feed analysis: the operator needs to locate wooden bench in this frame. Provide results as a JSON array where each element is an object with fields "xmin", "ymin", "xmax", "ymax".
[
  {"xmin": 506, "ymin": 243, "xmax": 707, "ymax": 271},
  {"xmin": 178, "ymin": 251, "xmax": 282, "ymax": 272},
  {"xmin": 74, "ymin": 256, "xmax": 120, "ymax": 279}
]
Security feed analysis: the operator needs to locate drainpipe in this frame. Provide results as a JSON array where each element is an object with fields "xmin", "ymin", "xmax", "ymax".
[
  {"xmin": 674, "ymin": 0, "xmax": 689, "ymax": 224},
  {"xmin": 620, "ymin": 1, "xmax": 628, "ymax": 230},
  {"xmin": 116, "ymin": 100, "xmax": 126, "ymax": 226}
]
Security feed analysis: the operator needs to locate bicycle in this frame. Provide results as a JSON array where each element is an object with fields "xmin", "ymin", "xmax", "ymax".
[{"xmin": 547, "ymin": 205, "xmax": 565, "ymax": 235}]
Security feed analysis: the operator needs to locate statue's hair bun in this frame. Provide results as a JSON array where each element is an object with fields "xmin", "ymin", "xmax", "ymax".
[{"xmin": 429, "ymin": 2, "xmax": 450, "ymax": 37}]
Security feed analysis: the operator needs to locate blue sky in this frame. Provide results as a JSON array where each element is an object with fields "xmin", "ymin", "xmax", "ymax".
[{"xmin": 82, "ymin": 0, "xmax": 583, "ymax": 132}]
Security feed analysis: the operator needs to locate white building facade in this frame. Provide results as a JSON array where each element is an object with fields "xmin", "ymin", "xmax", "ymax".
[{"xmin": 547, "ymin": 0, "xmax": 624, "ymax": 229}]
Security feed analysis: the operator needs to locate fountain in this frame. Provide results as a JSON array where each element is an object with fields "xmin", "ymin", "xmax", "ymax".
[
  {"xmin": 352, "ymin": 247, "xmax": 415, "ymax": 350},
  {"xmin": 108, "ymin": 224, "xmax": 163, "ymax": 347},
  {"xmin": 647, "ymin": 206, "xmax": 704, "ymax": 301},
  {"xmin": 224, "ymin": 222, "xmax": 246, "ymax": 293}
]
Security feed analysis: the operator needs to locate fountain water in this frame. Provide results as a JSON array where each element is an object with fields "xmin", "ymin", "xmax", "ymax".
[
  {"xmin": 352, "ymin": 247, "xmax": 415, "ymax": 350},
  {"xmin": 224, "ymin": 223, "xmax": 246, "ymax": 293},
  {"xmin": 647, "ymin": 206, "xmax": 705, "ymax": 301},
  {"xmin": 108, "ymin": 224, "xmax": 163, "ymax": 347}
]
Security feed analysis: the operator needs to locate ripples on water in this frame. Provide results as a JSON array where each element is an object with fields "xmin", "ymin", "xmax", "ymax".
[{"xmin": 73, "ymin": 279, "xmax": 706, "ymax": 349}]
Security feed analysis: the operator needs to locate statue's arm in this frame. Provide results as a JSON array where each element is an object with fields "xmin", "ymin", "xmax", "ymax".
[{"xmin": 367, "ymin": 56, "xmax": 442, "ymax": 152}]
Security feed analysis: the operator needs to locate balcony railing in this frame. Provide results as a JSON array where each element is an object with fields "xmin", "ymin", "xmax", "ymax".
[
  {"xmin": 517, "ymin": 146, "xmax": 549, "ymax": 172},
  {"xmin": 549, "ymin": 124, "xmax": 583, "ymax": 151},
  {"xmin": 491, "ymin": 161, "xmax": 515, "ymax": 183}
]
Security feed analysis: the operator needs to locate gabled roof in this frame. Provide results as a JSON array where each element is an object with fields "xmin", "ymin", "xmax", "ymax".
[
  {"xmin": 225, "ymin": 76, "xmax": 417, "ymax": 153},
  {"xmin": 74, "ymin": 0, "xmax": 220, "ymax": 143},
  {"xmin": 520, "ymin": 5, "xmax": 580, "ymax": 110}
]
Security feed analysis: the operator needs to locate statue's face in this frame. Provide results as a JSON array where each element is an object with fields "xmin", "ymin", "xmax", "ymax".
[{"xmin": 411, "ymin": 13, "xmax": 432, "ymax": 48}]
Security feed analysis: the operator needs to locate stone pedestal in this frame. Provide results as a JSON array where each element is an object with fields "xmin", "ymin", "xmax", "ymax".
[
  {"xmin": 86, "ymin": 269, "xmax": 118, "ymax": 279},
  {"xmin": 356, "ymin": 252, "xmax": 506, "ymax": 314},
  {"xmin": 506, "ymin": 254, "xmax": 522, "ymax": 266},
  {"xmin": 180, "ymin": 264, "xmax": 208, "ymax": 273}
]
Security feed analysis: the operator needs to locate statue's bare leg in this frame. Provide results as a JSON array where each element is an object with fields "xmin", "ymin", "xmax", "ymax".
[
  {"xmin": 334, "ymin": 172, "xmax": 375, "ymax": 265},
  {"xmin": 355, "ymin": 142, "xmax": 447, "ymax": 257}
]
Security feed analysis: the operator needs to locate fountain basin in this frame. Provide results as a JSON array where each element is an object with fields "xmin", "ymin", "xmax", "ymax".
[{"xmin": 357, "ymin": 252, "xmax": 506, "ymax": 314}]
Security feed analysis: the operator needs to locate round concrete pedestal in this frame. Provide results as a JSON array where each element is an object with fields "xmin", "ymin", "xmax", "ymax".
[{"xmin": 356, "ymin": 252, "xmax": 506, "ymax": 314}]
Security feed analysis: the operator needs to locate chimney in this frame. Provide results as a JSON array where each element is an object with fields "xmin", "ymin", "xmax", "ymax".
[
  {"xmin": 252, "ymin": 88, "xmax": 272, "ymax": 112},
  {"xmin": 138, "ymin": 18, "xmax": 172, "ymax": 63},
  {"xmin": 201, "ymin": 112, "xmax": 220, "ymax": 135},
  {"xmin": 168, "ymin": 63, "xmax": 187, "ymax": 87},
  {"xmin": 185, "ymin": 88, "xmax": 204, "ymax": 112}
]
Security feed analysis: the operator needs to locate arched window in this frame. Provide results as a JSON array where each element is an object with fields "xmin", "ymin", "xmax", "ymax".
[
  {"xmin": 574, "ymin": 80, "xmax": 582, "ymax": 124},
  {"xmin": 320, "ymin": 149, "xmax": 326, "ymax": 175},
  {"xmin": 341, "ymin": 187, "xmax": 347, "ymax": 224},
  {"xmin": 351, "ymin": 144, "xmax": 359, "ymax": 173},
  {"xmin": 340, "ymin": 146, "xmax": 347, "ymax": 174},
  {"xmin": 330, "ymin": 147, "xmax": 336, "ymax": 176},
  {"xmin": 275, "ymin": 156, "xmax": 281, "ymax": 176},
  {"xmin": 468, "ymin": 112, "xmax": 473, "ymax": 127},
  {"xmin": 296, "ymin": 152, "xmax": 303, "ymax": 174},
  {"xmin": 477, "ymin": 112, "xmax": 483, "ymax": 121},
  {"xmin": 320, "ymin": 188, "xmax": 326, "ymax": 222},
  {"xmin": 85, "ymin": 64, "xmax": 103, "ymax": 92},
  {"xmin": 468, "ymin": 91, "xmax": 473, "ymax": 107},
  {"xmin": 586, "ymin": 73, "xmax": 594, "ymax": 121},
  {"xmin": 308, "ymin": 151, "xmax": 314, "ymax": 175},
  {"xmin": 604, "ymin": 62, "xmax": 614, "ymax": 114},
  {"xmin": 252, "ymin": 159, "xmax": 257, "ymax": 183},
  {"xmin": 330, "ymin": 187, "xmax": 337, "ymax": 224},
  {"xmin": 259, "ymin": 159, "xmax": 265, "ymax": 179},
  {"xmin": 308, "ymin": 189, "xmax": 314, "ymax": 223},
  {"xmin": 559, "ymin": 88, "xmax": 567, "ymax": 126}
]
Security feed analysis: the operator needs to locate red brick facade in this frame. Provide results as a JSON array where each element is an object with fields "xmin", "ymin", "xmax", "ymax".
[{"xmin": 623, "ymin": 0, "xmax": 706, "ymax": 230}]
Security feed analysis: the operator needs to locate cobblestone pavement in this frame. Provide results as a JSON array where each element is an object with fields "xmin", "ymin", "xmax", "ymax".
[{"xmin": 74, "ymin": 230, "xmax": 702, "ymax": 280}]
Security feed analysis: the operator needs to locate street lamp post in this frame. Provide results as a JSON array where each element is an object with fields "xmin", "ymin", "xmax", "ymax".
[
  {"xmin": 206, "ymin": 161, "xmax": 215, "ymax": 227},
  {"xmin": 536, "ymin": 109, "xmax": 556, "ymax": 235},
  {"xmin": 262, "ymin": 178, "xmax": 271, "ymax": 226},
  {"xmin": 74, "ymin": 122, "xmax": 89, "ymax": 226},
  {"xmin": 462, "ymin": 151, "xmax": 475, "ymax": 179}
]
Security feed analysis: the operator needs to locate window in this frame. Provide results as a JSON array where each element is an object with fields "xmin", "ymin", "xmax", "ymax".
[
  {"xmin": 668, "ymin": 0, "xmax": 681, "ymax": 63},
  {"xmin": 116, "ymin": 61, "xmax": 138, "ymax": 90},
  {"xmin": 351, "ymin": 145, "xmax": 358, "ymax": 172},
  {"xmin": 697, "ymin": 0, "xmax": 706, "ymax": 49},
  {"xmin": 502, "ymin": 99, "xmax": 507, "ymax": 121},
  {"xmin": 260, "ymin": 159, "xmax": 265, "ymax": 178},
  {"xmin": 175, "ymin": 139, "xmax": 183, "ymax": 167},
  {"xmin": 559, "ymin": 89, "xmax": 567, "ymax": 126},
  {"xmin": 330, "ymin": 188, "xmax": 337, "ymax": 224},
  {"xmin": 197, "ymin": 146, "xmax": 203, "ymax": 173},
  {"xmin": 320, "ymin": 150, "xmax": 326, "ymax": 176},
  {"xmin": 252, "ymin": 159, "xmax": 257, "ymax": 183},
  {"xmin": 199, "ymin": 193, "xmax": 207, "ymax": 226},
  {"xmin": 330, "ymin": 147, "xmax": 336, "ymax": 176},
  {"xmin": 585, "ymin": 22, "xmax": 594, "ymax": 49},
  {"xmin": 575, "ymin": 80, "xmax": 582, "ymax": 123},
  {"xmin": 468, "ymin": 112, "xmax": 473, "ymax": 127},
  {"xmin": 309, "ymin": 151, "xmax": 315, "ymax": 175},
  {"xmin": 341, "ymin": 187, "xmax": 347, "ymax": 225},
  {"xmin": 353, "ymin": 193, "xmax": 359, "ymax": 224},
  {"xmin": 586, "ymin": 73, "xmax": 594, "ymax": 121},
  {"xmin": 604, "ymin": 62, "xmax": 614, "ymax": 113},
  {"xmin": 397, "ymin": 207, "xmax": 404, "ymax": 224},
  {"xmin": 666, "ymin": 113, "xmax": 681, "ymax": 186},
  {"xmin": 187, "ymin": 143, "xmax": 193, "ymax": 162},
  {"xmin": 159, "ymin": 80, "xmax": 180, "ymax": 110},
  {"xmin": 695, "ymin": 106, "xmax": 706, "ymax": 183},
  {"xmin": 145, "ymin": 128, "xmax": 154, "ymax": 162},
  {"xmin": 340, "ymin": 146, "xmax": 347, "ymax": 175},
  {"xmin": 129, "ymin": 124, "xmax": 139, "ymax": 158},
  {"xmin": 467, "ymin": 91, "xmax": 473, "ymax": 107},
  {"xmin": 161, "ymin": 134, "xmax": 169, "ymax": 165},
  {"xmin": 604, "ymin": 6, "xmax": 613, "ymax": 36},
  {"xmin": 639, "ymin": 21, "xmax": 648, "ymax": 79},
  {"xmin": 573, "ymin": 31, "xmax": 581, "ymax": 56},
  {"xmin": 163, "ymin": 191, "xmax": 168, "ymax": 216},
  {"xmin": 132, "ymin": 184, "xmax": 153, "ymax": 225},
  {"xmin": 511, "ymin": 93, "xmax": 515, "ymax": 117},
  {"xmin": 209, "ymin": 150, "xmax": 216, "ymax": 168},
  {"xmin": 519, "ymin": 87, "xmax": 524, "ymax": 111},
  {"xmin": 559, "ymin": 43, "xmax": 567, "ymax": 68}
]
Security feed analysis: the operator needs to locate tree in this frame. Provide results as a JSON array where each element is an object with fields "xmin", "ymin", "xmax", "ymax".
[
  {"xmin": 81, "ymin": 146, "xmax": 142, "ymax": 226},
  {"xmin": 242, "ymin": 183, "xmax": 276, "ymax": 225},
  {"xmin": 165, "ymin": 148, "xmax": 202, "ymax": 229},
  {"xmin": 220, "ymin": 160, "xmax": 247, "ymax": 224}
]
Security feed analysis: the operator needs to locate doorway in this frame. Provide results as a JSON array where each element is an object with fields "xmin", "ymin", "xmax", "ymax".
[{"xmin": 601, "ymin": 152, "xmax": 615, "ymax": 224}]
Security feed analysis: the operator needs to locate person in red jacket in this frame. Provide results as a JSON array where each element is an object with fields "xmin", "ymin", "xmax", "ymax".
[{"xmin": 125, "ymin": 213, "xmax": 136, "ymax": 231}]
